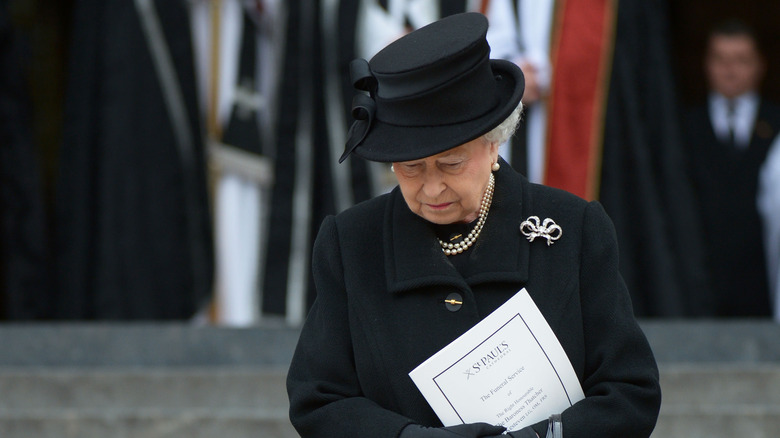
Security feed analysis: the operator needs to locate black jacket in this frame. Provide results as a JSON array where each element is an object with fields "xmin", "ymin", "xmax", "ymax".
[
  {"xmin": 682, "ymin": 99, "xmax": 780, "ymax": 317},
  {"xmin": 287, "ymin": 163, "xmax": 661, "ymax": 437}
]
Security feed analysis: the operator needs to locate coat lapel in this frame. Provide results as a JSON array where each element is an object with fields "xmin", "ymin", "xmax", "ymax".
[
  {"xmin": 462, "ymin": 161, "xmax": 530, "ymax": 286},
  {"xmin": 383, "ymin": 159, "xmax": 530, "ymax": 295},
  {"xmin": 382, "ymin": 187, "xmax": 466, "ymax": 294}
]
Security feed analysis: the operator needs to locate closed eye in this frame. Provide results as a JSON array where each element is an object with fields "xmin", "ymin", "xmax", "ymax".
[
  {"xmin": 439, "ymin": 161, "xmax": 464, "ymax": 172},
  {"xmin": 398, "ymin": 163, "xmax": 423, "ymax": 175}
]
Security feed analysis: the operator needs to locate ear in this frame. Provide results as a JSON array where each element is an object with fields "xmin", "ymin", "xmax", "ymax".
[{"xmin": 487, "ymin": 139, "xmax": 500, "ymax": 163}]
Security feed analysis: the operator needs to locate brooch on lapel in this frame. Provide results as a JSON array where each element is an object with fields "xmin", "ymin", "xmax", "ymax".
[{"xmin": 520, "ymin": 216, "xmax": 562, "ymax": 246}]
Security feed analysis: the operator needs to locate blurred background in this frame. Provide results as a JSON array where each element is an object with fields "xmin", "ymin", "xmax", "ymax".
[
  {"xmin": 4, "ymin": 0, "xmax": 780, "ymax": 323},
  {"xmin": 1, "ymin": 0, "xmax": 780, "ymax": 436}
]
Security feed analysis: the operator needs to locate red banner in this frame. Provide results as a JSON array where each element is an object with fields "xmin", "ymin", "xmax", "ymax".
[{"xmin": 544, "ymin": 0, "xmax": 617, "ymax": 200}]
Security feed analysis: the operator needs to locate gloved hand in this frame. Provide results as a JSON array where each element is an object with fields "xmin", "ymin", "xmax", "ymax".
[
  {"xmin": 399, "ymin": 422, "xmax": 506, "ymax": 437},
  {"xmin": 505, "ymin": 426, "xmax": 539, "ymax": 438}
]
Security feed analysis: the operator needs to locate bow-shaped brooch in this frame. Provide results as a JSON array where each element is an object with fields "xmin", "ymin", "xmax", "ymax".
[{"xmin": 520, "ymin": 216, "xmax": 562, "ymax": 246}]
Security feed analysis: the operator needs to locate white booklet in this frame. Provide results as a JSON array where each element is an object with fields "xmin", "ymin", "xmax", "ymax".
[{"xmin": 409, "ymin": 288, "xmax": 584, "ymax": 431}]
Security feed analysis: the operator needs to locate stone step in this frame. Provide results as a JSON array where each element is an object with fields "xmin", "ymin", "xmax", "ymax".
[
  {"xmin": 0, "ymin": 368, "xmax": 289, "ymax": 410},
  {"xmin": 653, "ymin": 405, "xmax": 780, "ymax": 438},
  {"xmin": 2, "ymin": 365, "xmax": 779, "ymax": 438},
  {"xmin": 652, "ymin": 364, "xmax": 780, "ymax": 438},
  {"xmin": 4, "ymin": 407, "xmax": 777, "ymax": 438},
  {"xmin": 659, "ymin": 364, "xmax": 780, "ymax": 406},
  {"xmin": 1, "ymin": 322, "xmax": 779, "ymax": 438},
  {"xmin": 0, "ymin": 323, "xmax": 300, "ymax": 368},
  {"xmin": 4, "ymin": 365, "xmax": 777, "ymax": 408},
  {"xmin": 0, "ymin": 409, "xmax": 298, "ymax": 438},
  {"xmin": 0, "ymin": 368, "xmax": 297, "ymax": 438},
  {"xmin": 2, "ymin": 321, "xmax": 779, "ymax": 367}
]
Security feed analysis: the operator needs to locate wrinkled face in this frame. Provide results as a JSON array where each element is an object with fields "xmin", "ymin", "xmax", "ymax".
[
  {"xmin": 705, "ymin": 34, "xmax": 765, "ymax": 99},
  {"xmin": 393, "ymin": 137, "xmax": 499, "ymax": 225}
]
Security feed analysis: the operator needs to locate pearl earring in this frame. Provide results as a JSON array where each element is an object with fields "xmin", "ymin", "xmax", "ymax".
[
  {"xmin": 492, "ymin": 161, "xmax": 500, "ymax": 172},
  {"xmin": 391, "ymin": 164, "xmax": 395, "ymax": 173}
]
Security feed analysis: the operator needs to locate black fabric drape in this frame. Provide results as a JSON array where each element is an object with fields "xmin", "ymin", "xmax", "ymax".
[
  {"xmin": 261, "ymin": 0, "xmax": 303, "ymax": 315},
  {"xmin": 262, "ymin": 0, "xmax": 375, "ymax": 316},
  {"xmin": 221, "ymin": 9, "xmax": 263, "ymax": 155},
  {"xmin": 54, "ymin": 0, "xmax": 213, "ymax": 319},
  {"xmin": 0, "ymin": 3, "xmax": 48, "ymax": 319},
  {"xmin": 439, "ymin": 0, "xmax": 469, "ymax": 18},
  {"xmin": 599, "ymin": 0, "xmax": 710, "ymax": 317}
]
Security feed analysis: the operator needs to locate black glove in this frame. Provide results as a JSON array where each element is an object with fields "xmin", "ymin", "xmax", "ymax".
[
  {"xmin": 399, "ymin": 422, "xmax": 506, "ymax": 437},
  {"xmin": 505, "ymin": 426, "xmax": 539, "ymax": 438}
]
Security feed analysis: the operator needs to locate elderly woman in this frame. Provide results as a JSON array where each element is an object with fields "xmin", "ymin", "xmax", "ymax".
[{"xmin": 287, "ymin": 12, "xmax": 661, "ymax": 438}]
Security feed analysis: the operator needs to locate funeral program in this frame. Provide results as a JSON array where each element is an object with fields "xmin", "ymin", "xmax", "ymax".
[{"xmin": 409, "ymin": 289, "xmax": 584, "ymax": 430}]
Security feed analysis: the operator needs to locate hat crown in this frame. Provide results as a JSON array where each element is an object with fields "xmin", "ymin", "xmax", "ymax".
[
  {"xmin": 341, "ymin": 12, "xmax": 524, "ymax": 163},
  {"xmin": 366, "ymin": 13, "xmax": 497, "ymax": 127},
  {"xmin": 370, "ymin": 12, "xmax": 489, "ymax": 86}
]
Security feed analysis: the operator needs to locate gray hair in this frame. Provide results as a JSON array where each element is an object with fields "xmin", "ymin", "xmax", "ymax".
[{"xmin": 483, "ymin": 102, "xmax": 524, "ymax": 145}]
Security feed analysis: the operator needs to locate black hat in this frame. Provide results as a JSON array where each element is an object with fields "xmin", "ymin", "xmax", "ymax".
[{"xmin": 340, "ymin": 12, "xmax": 525, "ymax": 163}]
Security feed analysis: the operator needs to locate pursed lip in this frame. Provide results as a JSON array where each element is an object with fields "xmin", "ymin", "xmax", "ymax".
[{"xmin": 425, "ymin": 202, "xmax": 454, "ymax": 210}]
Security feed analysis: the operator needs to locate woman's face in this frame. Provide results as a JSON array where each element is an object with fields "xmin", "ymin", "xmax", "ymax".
[{"xmin": 393, "ymin": 137, "xmax": 499, "ymax": 225}]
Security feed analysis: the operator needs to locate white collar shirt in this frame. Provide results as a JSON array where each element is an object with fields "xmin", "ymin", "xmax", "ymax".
[{"xmin": 708, "ymin": 91, "xmax": 760, "ymax": 149}]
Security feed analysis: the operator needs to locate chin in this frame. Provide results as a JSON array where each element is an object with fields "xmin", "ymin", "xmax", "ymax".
[{"xmin": 420, "ymin": 211, "xmax": 460, "ymax": 225}]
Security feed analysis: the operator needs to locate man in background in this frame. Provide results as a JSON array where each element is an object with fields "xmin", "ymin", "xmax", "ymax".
[{"xmin": 683, "ymin": 20, "xmax": 780, "ymax": 317}]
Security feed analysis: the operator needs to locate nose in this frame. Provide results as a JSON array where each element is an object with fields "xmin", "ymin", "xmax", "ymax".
[{"xmin": 421, "ymin": 168, "xmax": 446, "ymax": 199}]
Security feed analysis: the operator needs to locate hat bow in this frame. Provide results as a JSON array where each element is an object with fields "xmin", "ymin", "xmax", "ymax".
[{"xmin": 341, "ymin": 59, "xmax": 377, "ymax": 163}]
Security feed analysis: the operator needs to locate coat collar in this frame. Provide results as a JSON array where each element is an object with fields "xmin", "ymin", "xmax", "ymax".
[{"xmin": 383, "ymin": 159, "xmax": 531, "ymax": 294}]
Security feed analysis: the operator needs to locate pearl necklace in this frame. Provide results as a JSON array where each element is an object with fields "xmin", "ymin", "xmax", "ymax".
[{"xmin": 438, "ymin": 173, "xmax": 495, "ymax": 256}]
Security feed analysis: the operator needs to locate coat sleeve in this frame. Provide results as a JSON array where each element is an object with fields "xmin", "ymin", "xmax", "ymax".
[
  {"xmin": 555, "ymin": 201, "xmax": 662, "ymax": 437},
  {"xmin": 287, "ymin": 215, "xmax": 414, "ymax": 438}
]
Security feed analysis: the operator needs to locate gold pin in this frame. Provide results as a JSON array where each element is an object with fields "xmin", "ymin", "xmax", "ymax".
[
  {"xmin": 449, "ymin": 234, "xmax": 462, "ymax": 242},
  {"xmin": 444, "ymin": 292, "xmax": 463, "ymax": 312}
]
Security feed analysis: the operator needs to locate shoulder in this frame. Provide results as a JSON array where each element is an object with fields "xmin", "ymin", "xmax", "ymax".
[
  {"xmin": 527, "ymin": 181, "xmax": 590, "ymax": 217},
  {"xmin": 525, "ymin": 181, "xmax": 616, "ymax": 244},
  {"xmin": 527, "ymin": 181, "xmax": 585, "ymax": 203},
  {"xmin": 311, "ymin": 192, "xmax": 394, "ymax": 277},
  {"xmin": 761, "ymin": 134, "xmax": 780, "ymax": 180},
  {"xmin": 759, "ymin": 99, "xmax": 780, "ymax": 123},
  {"xmin": 315, "ymin": 191, "xmax": 394, "ymax": 246},
  {"xmin": 759, "ymin": 98, "xmax": 780, "ymax": 113},
  {"xmin": 496, "ymin": 166, "xmax": 600, "ymax": 235},
  {"xmin": 333, "ymin": 190, "xmax": 393, "ymax": 228},
  {"xmin": 754, "ymin": 99, "xmax": 780, "ymax": 145},
  {"xmin": 498, "ymin": 163, "xmax": 587, "ymax": 212}
]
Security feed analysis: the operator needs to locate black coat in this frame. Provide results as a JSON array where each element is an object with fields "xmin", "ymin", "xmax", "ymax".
[{"xmin": 287, "ymin": 163, "xmax": 661, "ymax": 437}]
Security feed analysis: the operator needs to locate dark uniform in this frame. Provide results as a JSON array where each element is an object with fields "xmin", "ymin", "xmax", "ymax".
[{"xmin": 683, "ymin": 100, "xmax": 780, "ymax": 317}]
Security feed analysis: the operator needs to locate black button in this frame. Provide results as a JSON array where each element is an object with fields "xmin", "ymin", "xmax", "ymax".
[{"xmin": 444, "ymin": 292, "xmax": 463, "ymax": 312}]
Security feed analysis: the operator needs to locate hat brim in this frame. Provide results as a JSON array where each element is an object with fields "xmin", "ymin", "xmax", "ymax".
[{"xmin": 351, "ymin": 59, "xmax": 525, "ymax": 163}]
